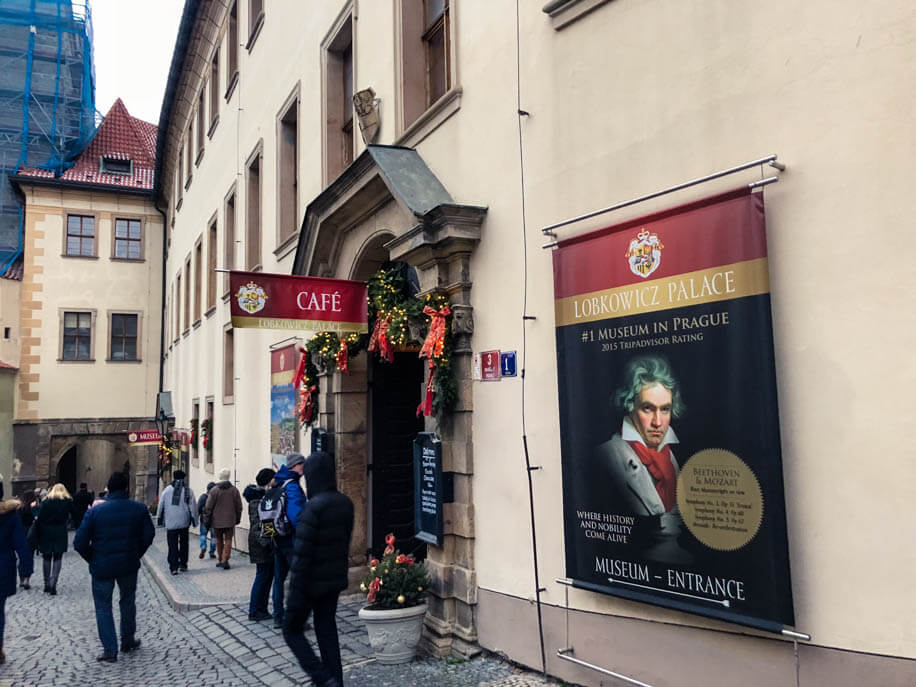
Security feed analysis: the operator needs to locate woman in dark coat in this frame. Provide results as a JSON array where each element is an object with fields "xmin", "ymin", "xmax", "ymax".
[
  {"xmin": 34, "ymin": 484, "xmax": 71, "ymax": 595},
  {"xmin": 0, "ymin": 497, "xmax": 34, "ymax": 663}
]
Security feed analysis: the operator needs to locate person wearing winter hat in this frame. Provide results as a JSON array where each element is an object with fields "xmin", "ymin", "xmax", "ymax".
[
  {"xmin": 203, "ymin": 469, "xmax": 242, "ymax": 569},
  {"xmin": 243, "ymin": 467, "xmax": 276, "ymax": 621},
  {"xmin": 155, "ymin": 470, "xmax": 197, "ymax": 575},
  {"xmin": 270, "ymin": 453, "xmax": 307, "ymax": 628}
]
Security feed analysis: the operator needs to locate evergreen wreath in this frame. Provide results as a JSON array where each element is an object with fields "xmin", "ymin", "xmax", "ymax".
[
  {"xmin": 189, "ymin": 417, "xmax": 199, "ymax": 450},
  {"xmin": 201, "ymin": 418, "xmax": 211, "ymax": 450},
  {"xmin": 296, "ymin": 264, "xmax": 458, "ymax": 424}
]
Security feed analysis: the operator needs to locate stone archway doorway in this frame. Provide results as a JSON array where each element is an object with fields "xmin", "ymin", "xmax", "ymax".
[
  {"xmin": 368, "ymin": 350, "xmax": 426, "ymax": 561},
  {"xmin": 56, "ymin": 446, "xmax": 77, "ymax": 495}
]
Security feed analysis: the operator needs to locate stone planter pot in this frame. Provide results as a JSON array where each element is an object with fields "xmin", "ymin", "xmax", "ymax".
[{"xmin": 358, "ymin": 602, "xmax": 427, "ymax": 664}]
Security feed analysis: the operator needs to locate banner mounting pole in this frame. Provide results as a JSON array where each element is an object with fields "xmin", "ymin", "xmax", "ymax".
[{"xmin": 541, "ymin": 154, "xmax": 786, "ymax": 249}]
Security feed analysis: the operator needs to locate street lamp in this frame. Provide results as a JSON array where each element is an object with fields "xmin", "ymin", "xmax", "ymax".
[{"xmin": 155, "ymin": 408, "xmax": 175, "ymax": 475}]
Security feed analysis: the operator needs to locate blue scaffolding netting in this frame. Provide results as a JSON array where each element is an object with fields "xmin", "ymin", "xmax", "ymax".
[{"xmin": 0, "ymin": 0, "xmax": 97, "ymax": 273}]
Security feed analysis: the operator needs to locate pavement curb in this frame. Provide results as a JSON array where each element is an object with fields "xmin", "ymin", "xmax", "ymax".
[{"xmin": 141, "ymin": 553, "xmax": 219, "ymax": 612}]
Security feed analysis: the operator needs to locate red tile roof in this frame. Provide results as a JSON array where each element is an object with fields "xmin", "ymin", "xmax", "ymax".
[{"xmin": 17, "ymin": 98, "xmax": 157, "ymax": 191}]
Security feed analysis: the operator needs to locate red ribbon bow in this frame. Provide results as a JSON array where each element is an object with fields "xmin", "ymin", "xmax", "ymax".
[
  {"xmin": 336, "ymin": 339, "xmax": 349, "ymax": 374},
  {"xmin": 419, "ymin": 305, "xmax": 451, "ymax": 359},
  {"xmin": 368, "ymin": 312, "xmax": 394, "ymax": 362},
  {"xmin": 416, "ymin": 304, "xmax": 451, "ymax": 417},
  {"xmin": 292, "ymin": 346, "xmax": 307, "ymax": 390},
  {"xmin": 297, "ymin": 384, "xmax": 317, "ymax": 424}
]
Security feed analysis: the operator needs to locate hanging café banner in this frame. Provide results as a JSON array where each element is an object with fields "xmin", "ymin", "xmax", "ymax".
[
  {"xmin": 552, "ymin": 188, "xmax": 795, "ymax": 632},
  {"xmin": 229, "ymin": 271, "xmax": 368, "ymax": 334}
]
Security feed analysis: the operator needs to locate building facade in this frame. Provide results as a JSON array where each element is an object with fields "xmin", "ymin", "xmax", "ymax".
[
  {"xmin": 10, "ymin": 99, "xmax": 163, "ymax": 503},
  {"xmin": 156, "ymin": 1, "xmax": 915, "ymax": 685}
]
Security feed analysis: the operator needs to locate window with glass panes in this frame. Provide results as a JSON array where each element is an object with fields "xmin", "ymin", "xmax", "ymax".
[
  {"xmin": 114, "ymin": 219, "xmax": 142, "ymax": 259},
  {"xmin": 110, "ymin": 314, "xmax": 138, "ymax": 360},
  {"xmin": 62, "ymin": 311, "xmax": 91, "ymax": 360},
  {"xmin": 66, "ymin": 215, "xmax": 95, "ymax": 256}
]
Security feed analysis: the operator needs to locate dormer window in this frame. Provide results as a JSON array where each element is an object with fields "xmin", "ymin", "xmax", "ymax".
[{"xmin": 100, "ymin": 156, "xmax": 132, "ymax": 175}]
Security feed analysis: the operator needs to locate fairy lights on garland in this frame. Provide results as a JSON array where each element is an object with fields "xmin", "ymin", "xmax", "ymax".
[{"xmin": 292, "ymin": 265, "xmax": 458, "ymax": 426}]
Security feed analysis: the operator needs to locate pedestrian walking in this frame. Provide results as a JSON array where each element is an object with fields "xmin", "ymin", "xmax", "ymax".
[
  {"xmin": 34, "ymin": 484, "xmax": 71, "ymax": 595},
  {"xmin": 196, "ymin": 481, "xmax": 216, "ymax": 559},
  {"xmin": 203, "ymin": 468, "xmax": 242, "ymax": 570},
  {"xmin": 73, "ymin": 471, "xmax": 154, "ymax": 663},
  {"xmin": 15, "ymin": 493, "xmax": 34, "ymax": 590},
  {"xmin": 70, "ymin": 483, "xmax": 94, "ymax": 530},
  {"xmin": 270, "ymin": 453, "xmax": 307, "ymax": 628},
  {"xmin": 155, "ymin": 470, "xmax": 197, "ymax": 575},
  {"xmin": 0, "ymin": 497, "xmax": 34, "ymax": 664},
  {"xmin": 283, "ymin": 451, "xmax": 353, "ymax": 687},
  {"xmin": 243, "ymin": 468, "xmax": 275, "ymax": 621}
]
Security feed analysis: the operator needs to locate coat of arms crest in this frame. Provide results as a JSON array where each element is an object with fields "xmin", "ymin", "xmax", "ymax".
[
  {"xmin": 235, "ymin": 281, "xmax": 268, "ymax": 314},
  {"xmin": 625, "ymin": 229, "xmax": 664, "ymax": 278}
]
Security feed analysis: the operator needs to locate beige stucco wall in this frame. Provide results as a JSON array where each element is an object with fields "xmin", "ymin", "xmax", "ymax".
[
  {"xmin": 0, "ymin": 278, "xmax": 20, "ymax": 368},
  {"xmin": 161, "ymin": 0, "xmax": 916, "ymax": 671},
  {"xmin": 461, "ymin": 0, "xmax": 916, "ymax": 662},
  {"xmin": 16, "ymin": 185, "xmax": 163, "ymax": 421}
]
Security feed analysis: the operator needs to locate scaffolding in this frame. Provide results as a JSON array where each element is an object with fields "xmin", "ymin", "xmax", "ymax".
[{"xmin": 0, "ymin": 0, "xmax": 97, "ymax": 272}]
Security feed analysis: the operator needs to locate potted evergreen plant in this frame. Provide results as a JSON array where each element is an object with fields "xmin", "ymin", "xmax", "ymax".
[{"xmin": 358, "ymin": 533, "xmax": 431, "ymax": 664}]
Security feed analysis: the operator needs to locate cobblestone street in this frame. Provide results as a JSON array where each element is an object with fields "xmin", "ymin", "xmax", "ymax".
[{"xmin": 0, "ymin": 531, "xmax": 553, "ymax": 687}]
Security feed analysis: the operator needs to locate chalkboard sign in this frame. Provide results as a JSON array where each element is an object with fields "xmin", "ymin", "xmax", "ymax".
[
  {"xmin": 414, "ymin": 432, "xmax": 450, "ymax": 547},
  {"xmin": 310, "ymin": 428, "xmax": 334, "ymax": 457}
]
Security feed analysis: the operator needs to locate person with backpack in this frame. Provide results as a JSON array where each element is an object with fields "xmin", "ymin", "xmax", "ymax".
[
  {"xmin": 197, "ymin": 481, "xmax": 216, "ymax": 559},
  {"xmin": 155, "ymin": 470, "xmax": 197, "ymax": 575},
  {"xmin": 243, "ymin": 468, "xmax": 275, "ymax": 621},
  {"xmin": 267, "ymin": 453, "xmax": 307, "ymax": 628},
  {"xmin": 204, "ymin": 469, "xmax": 243, "ymax": 569}
]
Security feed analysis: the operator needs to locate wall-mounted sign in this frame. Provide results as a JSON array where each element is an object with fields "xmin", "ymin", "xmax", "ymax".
[
  {"xmin": 413, "ymin": 432, "xmax": 452, "ymax": 547},
  {"xmin": 127, "ymin": 429, "xmax": 161, "ymax": 446},
  {"xmin": 553, "ymin": 188, "xmax": 794, "ymax": 634},
  {"xmin": 480, "ymin": 350, "xmax": 501, "ymax": 381},
  {"xmin": 229, "ymin": 270, "xmax": 368, "ymax": 334},
  {"xmin": 500, "ymin": 351, "xmax": 517, "ymax": 377}
]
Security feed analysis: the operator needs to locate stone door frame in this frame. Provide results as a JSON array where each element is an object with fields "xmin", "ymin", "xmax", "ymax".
[{"xmin": 294, "ymin": 145, "xmax": 486, "ymax": 657}]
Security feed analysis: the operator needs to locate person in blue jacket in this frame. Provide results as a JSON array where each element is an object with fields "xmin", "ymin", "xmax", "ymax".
[
  {"xmin": 74, "ymin": 471, "xmax": 155, "ymax": 663},
  {"xmin": 0, "ymin": 496, "xmax": 33, "ymax": 664},
  {"xmin": 271, "ymin": 453, "xmax": 307, "ymax": 628}
]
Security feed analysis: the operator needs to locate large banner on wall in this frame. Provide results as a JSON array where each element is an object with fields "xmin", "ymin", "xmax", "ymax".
[
  {"xmin": 553, "ymin": 188, "xmax": 794, "ymax": 631},
  {"xmin": 230, "ymin": 271, "xmax": 368, "ymax": 333},
  {"xmin": 270, "ymin": 344, "xmax": 298, "ymax": 467}
]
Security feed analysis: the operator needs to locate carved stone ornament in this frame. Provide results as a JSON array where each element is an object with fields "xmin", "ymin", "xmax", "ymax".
[
  {"xmin": 353, "ymin": 87, "xmax": 380, "ymax": 145},
  {"xmin": 450, "ymin": 304, "xmax": 474, "ymax": 336}
]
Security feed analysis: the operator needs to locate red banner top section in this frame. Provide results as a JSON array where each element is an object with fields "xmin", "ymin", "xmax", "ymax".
[
  {"xmin": 271, "ymin": 345, "xmax": 297, "ymax": 374},
  {"xmin": 552, "ymin": 188, "xmax": 766, "ymax": 299},
  {"xmin": 230, "ymin": 271, "xmax": 368, "ymax": 333}
]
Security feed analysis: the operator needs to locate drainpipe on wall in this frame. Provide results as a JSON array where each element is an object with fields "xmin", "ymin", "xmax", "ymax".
[{"xmin": 154, "ymin": 201, "xmax": 168, "ymax": 502}]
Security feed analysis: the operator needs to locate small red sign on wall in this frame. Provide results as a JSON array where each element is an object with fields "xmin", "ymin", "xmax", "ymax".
[
  {"xmin": 480, "ymin": 350, "xmax": 501, "ymax": 381},
  {"xmin": 127, "ymin": 429, "xmax": 161, "ymax": 445}
]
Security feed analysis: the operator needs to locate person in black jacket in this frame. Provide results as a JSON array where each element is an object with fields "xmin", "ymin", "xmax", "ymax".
[
  {"xmin": 70, "ymin": 483, "xmax": 94, "ymax": 530},
  {"xmin": 74, "ymin": 471, "xmax": 155, "ymax": 663},
  {"xmin": 243, "ymin": 468, "xmax": 275, "ymax": 621},
  {"xmin": 283, "ymin": 451, "xmax": 353, "ymax": 687}
]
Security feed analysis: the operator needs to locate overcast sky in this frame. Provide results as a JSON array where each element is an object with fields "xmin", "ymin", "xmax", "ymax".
[{"xmin": 91, "ymin": 0, "xmax": 186, "ymax": 125}]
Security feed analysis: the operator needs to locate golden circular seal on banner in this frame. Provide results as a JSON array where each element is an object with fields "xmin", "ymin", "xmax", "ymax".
[{"xmin": 676, "ymin": 448, "xmax": 763, "ymax": 551}]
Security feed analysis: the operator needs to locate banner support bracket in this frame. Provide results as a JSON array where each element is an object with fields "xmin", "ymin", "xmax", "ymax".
[{"xmin": 540, "ymin": 154, "xmax": 786, "ymax": 248}]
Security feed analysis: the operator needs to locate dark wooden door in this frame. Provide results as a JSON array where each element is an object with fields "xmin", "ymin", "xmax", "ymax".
[{"xmin": 370, "ymin": 352, "xmax": 426, "ymax": 560}]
